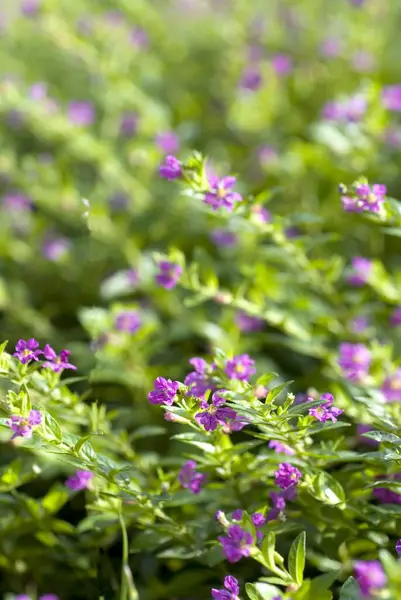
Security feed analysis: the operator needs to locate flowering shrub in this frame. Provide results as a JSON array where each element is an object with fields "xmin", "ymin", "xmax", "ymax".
[{"xmin": 1, "ymin": 0, "xmax": 401, "ymax": 598}]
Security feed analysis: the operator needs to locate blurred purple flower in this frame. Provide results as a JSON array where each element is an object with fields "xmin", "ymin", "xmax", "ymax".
[
  {"xmin": 390, "ymin": 306, "xmax": 401, "ymax": 326},
  {"xmin": 272, "ymin": 54, "xmax": 292, "ymax": 75},
  {"xmin": 348, "ymin": 257, "xmax": 372, "ymax": 286},
  {"xmin": 251, "ymin": 512, "xmax": 265, "ymax": 527},
  {"xmin": 373, "ymin": 474, "xmax": 401, "ymax": 504},
  {"xmin": 29, "ymin": 82, "xmax": 47, "ymax": 101},
  {"xmin": 185, "ymin": 357, "xmax": 215, "ymax": 399},
  {"xmin": 338, "ymin": 342, "xmax": 371, "ymax": 381},
  {"xmin": 341, "ymin": 183, "xmax": 386, "ymax": 213},
  {"xmin": 195, "ymin": 391, "xmax": 236, "ymax": 431},
  {"xmin": 323, "ymin": 95, "xmax": 367, "ymax": 123},
  {"xmin": 43, "ymin": 345, "xmax": 77, "ymax": 372},
  {"xmin": 258, "ymin": 145, "xmax": 278, "ymax": 167},
  {"xmin": 357, "ymin": 424, "xmax": 377, "ymax": 447},
  {"xmin": 148, "ymin": 377, "xmax": 180, "ymax": 405},
  {"xmin": 236, "ymin": 311, "xmax": 264, "ymax": 333},
  {"xmin": 382, "ymin": 84, "xmax": 401, "ymax": 111},
  {"xmin": 211, "ymin": 575, "xmax": 240, "ymax": 600},
  {"xmin": 354, "ymin": 561, "xmax": 386, "ymax": 597},
  {"xmin": 21, "ymin": 0, "xmax": 40, "ymax": 16},
  {"xmin": 268, "ymin": 440, "xmax": 295, "ymax": 455},
  {"xmin": 156, "ymin": 131, "xmax": 179, "ymax": 154},
  {"xmin": 155, "ymin": 260, "xmax": 182, "ymax": 289},
  {"xmin": 159, "ymin": 155, "xmax": 182, "ymax": 180},
  {"xmin": 120, "ymin": 112, "xmax": 137, "ymax": 137},
  {"xmin": 381, "ymin": 368, "xmax": 401, "ymax": 402},
  {"xmin": 14, "ymin": 339, "xmax": 42, "ymax": 364},
  {"xmin": 240, "ymin": 65, "xmax": 262, "ymax": 91},
  {"xmin": 223, "ymin": 415, "xmax": 249, "ymax": 433},
  {"xmin": 352, "ymin": 316, "xmax": 369, "ymax": 333},
  {"xmin": 130, "ymin": 28, "xmax": 149, "ymax": 49},
  {"xmin": 320, "ymin": 37, "xmax": 342, "ymax": 58},
  {"xmin": 225, "ymin": 354, "xmax": 256, "ymax": 381},
  {"xmin": 9, "ymin": 410, "xmax": 42, "ymax": 440},
  {"xmin": 218, "ymin": 524, "xmax": 254, "ymax": 563},
  {"xmin": 67, "ymin": 101, "xmax": 95, "ymax": 126},
  {"xmin": 396, "ymin": 539, "xmax": 401, "ymax": 556},
  {"xmin": 232, "ymin": 509, "xmax": 243, "ymax": 520},
  {"xmin": 274, "ymin": 463, "xmax": 302, "ymax": 490},
  {"xmin": 42, "ymin": 236, "xmax": 71, "ymax": 261},
  {"xmin": 211, "ymin": 229, "xmax": 238, "ymax": 247},
  {"xmin": 204, "ymin": 175, "xmax": 242, "ymax": 212},
  {"xmin": 251, "ymin": 204, "xmax": 271, "ymax": 223},
  {"xmin": 3, "ymin": 192, "xmax": 32, "ymax": 212},
  {"xmin": 178, "ymin": 460, "xmax": 206, "ymax": 494},
  {"xmin": 352, "ymin": 51, "xmax": 374, "ymax": 72},
  {"xmin": 109, "ymin": 191, "xmax": 129, "ymax": 211},
  {"xmin": 66, "ymin": 470, "xmax": 93, "ymax": 491},
  {"xmin": 114, "ymin": 311, "xmax": 141, "ymax": 334}
]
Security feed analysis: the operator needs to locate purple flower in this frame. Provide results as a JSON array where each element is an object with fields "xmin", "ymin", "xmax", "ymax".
[
  {"xmin": 67, "ymin": 101, "xmax": 95, "ymax": 126},
  {"xmin": 14, "ymin": 339, "xmax": 42, "ymax": 364},
  {"xmin": 348, "ymin": 257, "xmax": 372, "ymax": 286},
  {"xmin": 381, "ymin": 368, "xmax": 401, "ymax": 402},
  {"xmin": 130, "ymin": 28, "xmax": 149, "ymax": 49},
  {"xmin": 120, "ymin": 112, "xmax": 137, "ymax": 137},
  {"xmin": 268, "ymin": 440, "xmax": 295, "ymax": 455},
  {"xmin": 185, "ymin": 358, "xmax": 214, "ymax": 399},
  {"xmin": 338, "ymin": 343, "xmax": 371, "ymax": 382},
  {"xmin": 267, "ymin": 490, "xmax": 288, "ymax": 521},
  {"xmin": 382, "ymin": 84, "xmax": 401, "ymax": 112},
  {"xmin": 225, "ymin": 354, "xmax": 256, "ymax": 381},
  {"xmin": 251, "ymin": 204, "xmax": 271, "ymax": 223},
  {"xmin": 114, "ymin": 311, "xmax": 141, "ymax": 334},
  {"xmin": 9, "ymin": 410, "xmax": 42, "ymax": 440},
  {"xmin": 309, "ymin": 393, "xmax": 343, "ymax": 423},
  {"xmin": 155, "ymin": 260, "xmax": 182, "ymax": 289},
  {"xmin": 211, "ymin": 229, "xmax": 238, "ymax": 247},
  {"xmin": 323, "ymin": 96, "xmax": 367, "ymax": 123},
  {"xmin": 232, "ymin": 509, "xmax": 243, "ymax": 520},
  {"xmin": 204, "ymin": 176, "xmax": 242, "ymax": 212},
  {"xmin": 3, "ymin": 192, "xmax": 32, "ymax": 212},
  {"xmin": 148, "ymin": 377, "xmax": 180, "ymax": 405},
  {"xmin": 66, "ymin": 470, "xmax": 93, "ymax": 491},
  {"xmin": 320, "ymin": 37, "xmax": 342, "ymax": 58},
  {"xmin": 258, "ymin": 146, "xmax": 278, "ymax": 168},
  {"xmin": 195, "ymin": 391, "xmax": 236, "ymax": 432},
  {"xmin": 211, "ymin": 575, "xmax": 240, "ymax": 600},
  {"xmin": 109, "ymin": 192, "xmax": 128, "ymax": 211},
  {"xmin": 43, "ymin": 345, "xmax": 77, "ymax": 372},
  {"xmin": 159, "ymin": 155, "xmax": 182, "ymax": 180},
  {"xmin": 42, "ymin": 236, "xmax": 71, "ymax": 261},
  {"xmin": 21, "ymin": 0, "xmax": 40, "ymax": 16},
  {"xmin": 352, "ymin": 51, "xmax": 374, "ymax": 72},
  {"xmin": 396, "ymin": 539, "xmax": 401, "ymax": 556},
  {"xmin": 251, "ymin": 512, "xmax": 265, "ymax": 527},
  {"xmin": 272, "ymin": 54, "xmax": 292, "ymax": 75},
  {"xmin": 39, "ymin": 596, "xmax": 59, "ymax": 600},
  {"xmin": 341, "ymin": 184, "xmax": 386, "ymax": 214},
  {"xmin": 357, "ymin": 424, "xmax": 378, "ymax": 447},
  {"xmin": 373, "ymin": 474, "xmax": 401, "ymax": 504},
  {"xmin": 274, "ymin": 463, "xmax": 302, "ymax": 490},
  {"xmin": 354, "ymin": 560, "xmax": 386, "ymax": 597},
  {"xmin": 156, "ymin": 132, "xmax": 179, "ymax": 154},
  {"xmin": 218, "ymin": 525, "xmax": 254, "ymax": 563},
  {"xmin": 384, "ymin": 126, "xmax": 401, "ymax": 148},
  {"xmin": 223, "ymin": 415, "xmax": 249, "ymax": 433},
  {"xmin": 178, "ymin": 460, "xmax": 206, "ymax": 494},
  {"xmin": 390, "ymin": 307, "xmax": 401, "ymax": 327},
  {"xmin": 29, "ymin": 82, "xmax": 47, "ymax": 101},
  {"xmin": 240, "ymin": 65, "xmax": 262, "ymax": 91},
  {"xmin": 236, "ymin": 312, "xmax": 264, "ymax": 333},
  {"xmin": 352, "ymin": 316, "xmax": 369, "ymax": 333}
]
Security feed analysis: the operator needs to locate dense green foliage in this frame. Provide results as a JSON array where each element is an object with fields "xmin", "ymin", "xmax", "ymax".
[{"xmin": 0, "ymin": 0, "xmax": 401, "ymax": 599}]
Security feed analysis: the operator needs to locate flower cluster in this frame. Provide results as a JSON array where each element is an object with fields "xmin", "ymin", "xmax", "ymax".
[
  {"xmin": 218, "ymin": 525, "xmax": 254, "ymax": 563},
  {"xmin": 354, "ymin": 560, "xmax": 386, "ymax": 598},
  {"xmin": 211, "ymin": 576, "xmax": 240, "ymax": 600},
  {"xmin": 309, "ymin": 393, "xmax": 343, "ymax": 423},
  {"xmin": 338, "ymin": 343, "xmax": 371, "ymax": 382},
  {"xmin": 274, "ymin": 463, "xmax": 302, "ymax": 490},
  {"xmin": 8, "ymin": 410, "xmax": 42, "ymax": 440},
  {"xmin": 13, "ymin": 339, "xmax": 76, "ymax": 371},
  {"xmin": 340, "ymin": 182, "xmax": 386, "ymax": 213},
  {"xmin": 178, "ymin": 461, "xmax": 206, "ymax": 494},
  {"xmin": 66, "ymin": 470, "xmax": 94, "ymax": 491},
  {"xmin": 148, "ymin": 377, "xmax": 180, "ymax": 405},
  {"xmin": 195, "ymin": 391, "xmax": 237, "ymax": 432}
]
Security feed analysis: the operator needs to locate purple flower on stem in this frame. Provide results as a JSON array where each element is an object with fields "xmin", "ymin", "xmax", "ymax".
[
  {"xmin": 211, "ymin": 229, "xmax": 238, "ymax": 248},
  {"xmin": 381, "ymin": 368, "xmax": 401, "ymax": 402},
  {"xmin": 338, "ymin": 343, "xmax": 371, "ymax": 382},
  {"xmin": 66, "ymin": 470, "xmax": 93, "ymax": 491},
  {"xmin": 309, "ymin": 393, "xmax": 343, "ymax": 423},
  {"xmin": 218, "ymin": 525, "xmax": 254, "ymax": 563},
  {"xmin": 155, "ymin": 260, "xmax": 182, "ymax": 289},
  {"xmin": 354, "ymin": 560, "xmax": 386, "ymax": 597},
  {"xmin": 148, "ymin": 377, "xmax": 180, "ymax": 405},
  {"xmin": 120, "ymin": 112, "xmax": 137, "ymax": 137},
  {"xmin": 9, "ymin": 410, "xmax": 42, "ymax": 440},
  {"xmin": 159, "ymin": 155, "xmax": 182, "ymax": 180},
  {"xmin": 272, "ymin": 54, "xmax": 292, "ymax": 75},
  {"xmin": 347, "ymin": 257, "xmax": 372, "ymax": 286},
  {"xmin": 236, "ymin": 312, "xmax": 264, "ymax": 333},
  {"xmin": 42, "ymin": 236, "xmax": 71, "ymax": 261},
  {"xmin": 396, "ymin": 539, "xmax": 401, "ymax": 556},
  {"xmin": 185, "ymin": 358, "xmax": 215, "ymax": 399},
  {"xmin": 211, "ymin": 575, "xmax": 240, "ymax": 600},
  {"xmin": 232, "ymin": 509, "xmax": 243, "ymax": 521},
  {"xmin": 225, "ymin": 354, "xmax": 256, "ymax": 381},
  {"xmin": 178, "ymin": 460, "xmax": 206, "ymax": 494},
  {"xmin": 390, "ymin": 307, "xmax": 401, "ymax": 327},
  {"xmin": 204, "ymin": 176, "xmax": 242, "ymax": 212},
  {"xmin": 382, "ymin": 85, "xmax": 401, "ymax": 112},
  {"xmin": 274, "ymin": 463, "xmax": 302, "ymax": 490},
  {"xmin": 251, "ymin": 512, "xmax": 266, "ymax": 527},
  {"xmin": 114, "ymin": 311, "xmax": 141, "ymax": 334},
  {"xmin": 14, "ymin": 339, "xmax": 42, "ymax": 364},
  {"xmin": 268, "ymin": 440, "xmax": 295, "ymax": 456},
  {"xmin": 341, "ymin": 184, "xmax": 386, "ymax": 214},
  {"xmin": 43, "ymin": 345, "xmax": 77, "ymax": 372},
  {"xmin": 156, "ymin": 132, "xmax": 179, "ymax": 154},
  {"xmin": 67, "ymin": 101, "xmax": 95, "ymax": 126},
  {"xmin": 267, "ymin": 490, "xmax": 288, "ymax": 521},
  {"xmin": 195, "ymin": 391, "xmax": 236, "ymax": 432}
]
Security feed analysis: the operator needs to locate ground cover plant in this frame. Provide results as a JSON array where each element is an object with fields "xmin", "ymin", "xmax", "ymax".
[{"xmin": 1, "ymin": 0, "xmax": 401, "ymax": 598}]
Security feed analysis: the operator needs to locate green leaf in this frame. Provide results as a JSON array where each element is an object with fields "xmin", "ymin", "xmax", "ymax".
[
  {"xmin": 74, "ymin": 433, "xmax": 102, "ymax": 454},
  {"xmin": 312, "ymin": 472, "xmax": 346, "ymax": 506},
  {"xmin": 288, "ymin": 531, "xmax": 306, "ymax": 585},
  {"xmin": 42, "ymin": 486, "xmax": 69, "ymax": 514},
  {"xmin": 339, "ymin": 577, "xmax": 363, "ymax": 600},
  {"xmin": 44, "ymin": 412, "xmax": 63, "ymax": 442},
  {"xmin": 261, "ymin": 532, "xmax": 276, "ymax": 569},
  {"xmin": 266, "ymin": 381, "xmax": 293, "ymax": 404},
  {"xmin": 362, "ymin": 431, "xmax": 401, "ymax": 444},
  {"xmin": 245, "ymin": 583, "xmax": 265, "ymax": 600},
  {"xmin": 0, "ymin": 341, "xmax": 8, "ymax": 355}
]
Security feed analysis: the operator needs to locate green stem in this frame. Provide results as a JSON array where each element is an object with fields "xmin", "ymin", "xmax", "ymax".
[{"xmin": 119, "ymin": 509, "xmax": 129, "ymax": 600}]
